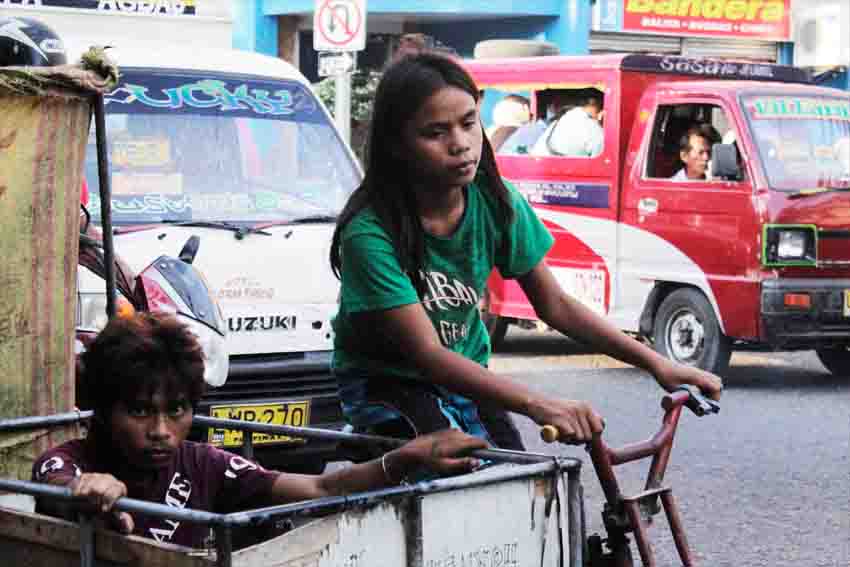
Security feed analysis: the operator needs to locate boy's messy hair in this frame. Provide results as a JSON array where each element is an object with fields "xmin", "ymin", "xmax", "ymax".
[
  {"xmin": 79, "ymin": 312, "xmax": 206, "ymax": 417},
  {"xmin": 330, "ymin": 51, "xmax": 514, "ymax": 297}
]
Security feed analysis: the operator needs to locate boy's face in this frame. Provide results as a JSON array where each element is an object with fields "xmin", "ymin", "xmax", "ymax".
[{"xmin": 109, "ymin": 389, "xmax": 193, "ymax": 469}]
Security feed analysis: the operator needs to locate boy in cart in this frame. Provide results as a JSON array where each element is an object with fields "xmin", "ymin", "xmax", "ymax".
[{"xmin": 32, "ymin": 312, "xmax": 486, "ymax": 548}]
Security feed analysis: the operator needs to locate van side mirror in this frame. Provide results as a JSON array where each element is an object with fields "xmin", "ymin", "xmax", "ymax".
[{"xmin": 711, "ymin": 143, "xmax": 741, "ymax": 181}]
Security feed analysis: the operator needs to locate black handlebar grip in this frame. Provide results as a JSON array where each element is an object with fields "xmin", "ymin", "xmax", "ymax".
[{"xmin": 677, "ymin": 384, "xmax": 720, "ymax": 416}]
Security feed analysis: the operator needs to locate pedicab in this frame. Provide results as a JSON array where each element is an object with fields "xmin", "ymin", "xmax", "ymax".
[{"xmin": 0, "ymin": 51, "xmax": 719, "ymax": 567}]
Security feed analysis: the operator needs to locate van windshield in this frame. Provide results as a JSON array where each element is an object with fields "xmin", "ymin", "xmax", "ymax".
[
  {"xmin": 85, "ymin": 70, "xmax": 360, "ymax": 224},
  {"xmin": 743, "ymin": 95, "xmax": 850, "ymax": 191}
]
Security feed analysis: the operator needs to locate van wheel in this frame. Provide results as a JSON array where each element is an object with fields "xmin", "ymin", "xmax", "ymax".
[
  {"xmin": 652, "ymin": 288, "xmax": 731, "ymax": 375},
  {"xmin": 815, "ymin": 346, "xmax": 850, "ymax": 377},
  {"xmin": 473, "ymin": 39, "xmax": 559, "ymax": 59}
]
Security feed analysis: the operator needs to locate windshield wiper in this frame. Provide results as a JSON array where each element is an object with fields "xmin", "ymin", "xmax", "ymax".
[
  {"xmin": 287, "ymin": 214, "xmax": 339, "ymax": 224},
  {"xmin": 251, "ymin": 215, "xmax": 339, "ymax": 231},
  {"xmin": 161, "ymin": 220, "xmax": 271, "ymax": 240}
]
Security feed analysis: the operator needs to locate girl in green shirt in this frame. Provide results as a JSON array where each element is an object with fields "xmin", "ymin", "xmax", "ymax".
[{"xmin": 330, "ymin": 52, "xmax": 722, "ymax": 453}]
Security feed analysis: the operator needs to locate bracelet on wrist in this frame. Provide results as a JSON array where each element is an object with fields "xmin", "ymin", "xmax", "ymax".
[{"xmin": 381, "ymin": 452, "xmax": 408, "ymax": 486}]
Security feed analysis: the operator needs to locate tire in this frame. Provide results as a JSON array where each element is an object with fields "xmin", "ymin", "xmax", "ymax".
[
  {"xmin": 815, "ymin": 346, "xmax": 850, "ymax": 377},
  {"xmin": 652, "ymin": 288, "xmax": 731, "ymax": 375},
  {"xmin": 473, "ymin": 39, "xmax": 559, "ymax": 60}
]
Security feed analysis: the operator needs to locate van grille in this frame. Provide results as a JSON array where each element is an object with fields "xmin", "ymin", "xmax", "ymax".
[{"xmin": 202, "ymin": 353, "xmax": 340, "ymax": 403}]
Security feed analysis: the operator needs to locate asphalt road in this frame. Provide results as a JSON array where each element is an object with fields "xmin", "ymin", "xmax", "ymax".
[{"xmin": 490, "ymin": 328, "xmax": 850, "ymax": 567}]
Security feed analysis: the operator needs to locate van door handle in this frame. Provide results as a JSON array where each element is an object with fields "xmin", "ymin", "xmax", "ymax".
[{"xmin": 638, "ymin": 198, "xmax": 658, "ymax": 214}]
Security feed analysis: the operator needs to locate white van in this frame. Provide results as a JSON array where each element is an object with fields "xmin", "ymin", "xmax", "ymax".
[{"xmin": 75, "ymin": 43, "xmax": 362, "ymax": 473}]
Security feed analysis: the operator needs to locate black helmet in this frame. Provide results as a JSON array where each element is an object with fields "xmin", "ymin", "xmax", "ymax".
[{"xmin": 0, "ymin": 16, "xmax": 67, "ymax": 67}]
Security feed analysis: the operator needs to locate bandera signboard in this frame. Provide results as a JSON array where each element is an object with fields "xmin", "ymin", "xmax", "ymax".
[{"xmin": 600, "ymin": 0, "xmax": 791, "ymax": 40}]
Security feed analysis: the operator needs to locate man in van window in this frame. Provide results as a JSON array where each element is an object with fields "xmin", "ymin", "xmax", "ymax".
[
  {"xmin": 671, "ymin": 126, "xmax": 714, "ymax": 181},
  {"xmin": 531, "ymin": 91, "xmax": 604, "ymax": 158},
  {"xmin": 32, "ymin": 312, "xmax": 486, "ymax": 549}
]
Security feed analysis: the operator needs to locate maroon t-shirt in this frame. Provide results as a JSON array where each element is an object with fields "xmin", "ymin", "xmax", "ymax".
[{"xmin": 32, "ymin": 438, "xmax": 280, "ymax": 548}]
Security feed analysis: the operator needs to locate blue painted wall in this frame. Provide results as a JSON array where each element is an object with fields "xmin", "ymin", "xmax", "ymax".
[
  {"xmin": 777, "ymin": 42, "xmax": 794, "ymax": 66},
  {"xmin": 233, "ymin": 0, "xmax": 278, "ymax": 56},
  {"xmin": 263, "ymin": 0, "xmax": 562, "ymax": 17}
]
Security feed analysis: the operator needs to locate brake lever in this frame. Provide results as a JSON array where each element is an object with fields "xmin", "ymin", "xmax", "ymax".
[{"xmin": 676, "ymin": 384, "xmax": 720, "ymax": 417}]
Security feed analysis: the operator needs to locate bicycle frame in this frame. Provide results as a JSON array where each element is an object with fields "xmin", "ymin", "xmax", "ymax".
[{"xmin": 586, "ymin": 386, "xmax": 718, "ymax": 567}]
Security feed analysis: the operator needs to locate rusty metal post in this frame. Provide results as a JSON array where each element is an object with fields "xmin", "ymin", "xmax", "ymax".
[
  {"xmin": 79, "ymin": 513, "xmax": 95, "ymax": 567},
  {"xmin": 241, "ymin": 427, "xmax": 254, "ymax": 461},
  {"xmin": 567, "ymin": 467, "xmax": 583, "ymax": 567},
  {"xmin": 215, "ymin": 525, "xmax": 233, "ymax": 567},
  {"xmin": 93, "ymin": 93, "xmax": 116, "ymax": 319},
  {"xmin": 660, "ymin": 490, "xmax": 694, "ymax": 566},
  {"xmin": 623, "ymin": 500, "xmax": 655, "ymax": 567}
]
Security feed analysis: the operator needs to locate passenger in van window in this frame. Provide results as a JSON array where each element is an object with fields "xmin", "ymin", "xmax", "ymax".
[
  {"xmin": 531, "ymin": 90, "xmax": 604, "ymax": 158},
  {"xmin": 329, "ymin": 53, "xmax": 722, "ymax": 460},
  {"xmin": 499, "ymin": 96, "xmax": 565, "ymax": 155},
  {"xmin": 485, "ymin": 94, "xmax": 531, "ymax": 152},
  {"xmin": 671, "ymin": 125, "xmax": 717, "ymax": 181},
  {"xmin": 32, "ymin": 313, "xmax": 487, "ymax": 547}
]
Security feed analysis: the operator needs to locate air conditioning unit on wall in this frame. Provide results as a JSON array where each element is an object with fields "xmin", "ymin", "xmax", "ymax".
[{"xmin": 794, "ymin": 0, "xmax": 850, "ymax": 68}]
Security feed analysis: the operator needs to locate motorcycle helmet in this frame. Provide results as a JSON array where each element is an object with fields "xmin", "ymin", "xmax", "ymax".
[{"xmin": 0, "ymin": 16, "xmax": 67, "ymax": 67}]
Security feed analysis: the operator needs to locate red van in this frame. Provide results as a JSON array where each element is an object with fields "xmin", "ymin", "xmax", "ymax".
[{"xmin": 465, "ymin": 54, "xmax": 850, "ymax": 376}]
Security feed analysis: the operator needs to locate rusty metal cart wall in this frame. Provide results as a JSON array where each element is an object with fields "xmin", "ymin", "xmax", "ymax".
[{"xmin": 0, "ymin": 412, "xmax": 585, "ymax": 567}]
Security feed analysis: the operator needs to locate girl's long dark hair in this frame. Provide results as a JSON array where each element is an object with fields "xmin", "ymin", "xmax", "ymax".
[{"xmin": 330, "ymin": 52, "xmax": 514, "ymax": 296}]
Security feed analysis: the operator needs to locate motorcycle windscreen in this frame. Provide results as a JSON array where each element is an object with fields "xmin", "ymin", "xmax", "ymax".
[{"xmin": 138, "ymin": 255, "xmax": 224, "ymax": 335}]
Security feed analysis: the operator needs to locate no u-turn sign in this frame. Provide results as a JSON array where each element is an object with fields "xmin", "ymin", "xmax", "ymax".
[{"xmin": 313, "ymin": 0, "xmax": 367, "ymax": 52}]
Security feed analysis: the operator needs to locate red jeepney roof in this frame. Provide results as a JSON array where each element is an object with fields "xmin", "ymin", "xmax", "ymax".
[{"xmin": 464, "ymin": 53, "xmax": 811, "ymax": 89}]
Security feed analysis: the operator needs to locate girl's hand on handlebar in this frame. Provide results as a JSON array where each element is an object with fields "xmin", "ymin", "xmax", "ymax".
[
  {"xmin": 655, "ymin": 361, "xmax": 723, "ymax": 401},
  {"xmin": 528, "ymin": 397, "xmax": 604, "ymax": 444}
]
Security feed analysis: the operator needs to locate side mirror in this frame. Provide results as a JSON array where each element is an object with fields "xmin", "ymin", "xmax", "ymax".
[
  {"xmin": 178, "ymin": 235, "xmax": 201, "ymax": 265},
  {"xmin": 711, "ymin": 143, "xmax": 742, "ymax": 181}
]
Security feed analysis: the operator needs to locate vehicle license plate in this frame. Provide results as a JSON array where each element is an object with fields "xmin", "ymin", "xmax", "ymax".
[
  {"xmin": 845, "ymin": 290, "xmax": 850, "ymax": 317},
  {"xmin": 207, "ymin": 401, "xmax": 310, "ymax": 447}
]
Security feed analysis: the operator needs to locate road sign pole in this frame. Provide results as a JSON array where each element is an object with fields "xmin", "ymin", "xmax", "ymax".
[
  {"xmin": 314, "ymin": 0, "xmax": 366, "ymax": 146},
  {"xmin": 334, "ymin": 73, "xmax": 351, "ymax": 144}
]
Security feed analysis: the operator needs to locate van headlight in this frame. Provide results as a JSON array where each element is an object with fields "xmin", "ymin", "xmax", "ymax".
[
  {"xmin": 763, "ymin": 225, "xmax": 817, "ymax": 267},
  {"xmin": 181, "ymin": 316, "xmax": 230, "ymax": 388}
]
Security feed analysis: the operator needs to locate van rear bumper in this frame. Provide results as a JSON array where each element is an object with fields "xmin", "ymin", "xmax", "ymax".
[{"xmin": 761, "ymin": 278, "xmax": 850, "ymax": 348}]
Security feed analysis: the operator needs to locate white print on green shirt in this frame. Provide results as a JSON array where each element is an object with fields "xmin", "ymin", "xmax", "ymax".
[{"xmin": 419, "ymin": 270, "xmax": 479, "ymax": 312}]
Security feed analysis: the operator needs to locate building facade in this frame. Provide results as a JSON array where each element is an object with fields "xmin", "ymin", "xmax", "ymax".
[
  {"xmin": 1, "ymin": 0, "xmax": 233, "ymax": 52},
  {"xmin": 233, "ymin": 0, "xmax": 802, "ymax": 83}
]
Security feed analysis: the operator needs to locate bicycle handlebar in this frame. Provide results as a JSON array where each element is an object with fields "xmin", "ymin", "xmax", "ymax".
[
  {"xmin": 540, "ymin": 385, "xmax": 720, "ymax": 509},
  {"xmin": 539, "ymin": 385, "xmax": 719, "ymax": 446}
]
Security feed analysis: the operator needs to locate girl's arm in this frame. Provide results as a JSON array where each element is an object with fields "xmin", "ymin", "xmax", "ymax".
[
  {"xmin": 516, "ymin": 261, "xmax": 723, "ymax": 399},
  {"xmin": 349, "ymin": 302, "xmax": 604, "ymax": 443}
]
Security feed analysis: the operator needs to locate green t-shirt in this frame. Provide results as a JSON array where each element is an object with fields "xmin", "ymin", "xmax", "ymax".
[{"xmin": 332, "ymin": 178, "xmax": 554, "ymax": 378}]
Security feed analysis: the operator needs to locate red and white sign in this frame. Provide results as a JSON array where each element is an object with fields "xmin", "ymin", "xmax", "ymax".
[
  {"xmin": 313, "ymin": 0, "xmax": 366, "ymax": 52},
  {"xmin": 622, "ymin": 0, "xmax": 792, "ymax": 40}
]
